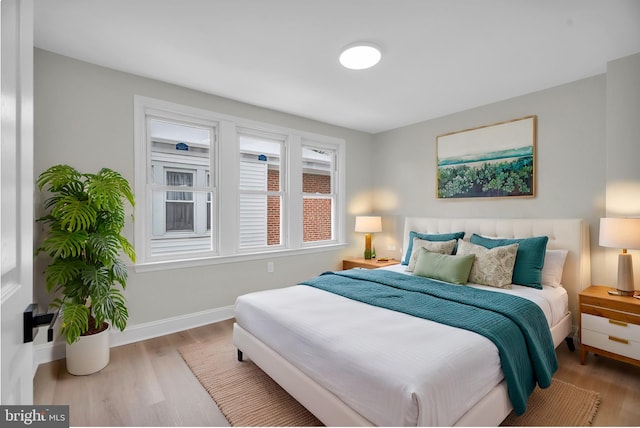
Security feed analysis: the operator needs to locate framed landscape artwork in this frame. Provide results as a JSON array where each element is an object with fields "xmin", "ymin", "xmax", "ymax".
[{"xmin": 436, "ymin": 115, "xmax": 537, "ymax": 199}]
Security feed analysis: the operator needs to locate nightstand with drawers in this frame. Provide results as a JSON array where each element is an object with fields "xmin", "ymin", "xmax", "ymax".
[{"xmin": 579, "ymin": 285, "xmax": 640, "ymax": 367}]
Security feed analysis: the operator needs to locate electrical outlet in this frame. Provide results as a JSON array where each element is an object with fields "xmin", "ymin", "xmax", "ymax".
[{"xmin": 267, "ymin": 261, "xmax": 274, "ymax": 273}]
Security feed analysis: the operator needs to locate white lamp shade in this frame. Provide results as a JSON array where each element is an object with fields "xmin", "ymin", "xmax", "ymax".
[
  {"xmin": 599, "ymin": 217, "xmax": 640, "ymax": 250},
  {"xmin": 355, "ymin": 216, "xmax": 382, "ymax": 233}
]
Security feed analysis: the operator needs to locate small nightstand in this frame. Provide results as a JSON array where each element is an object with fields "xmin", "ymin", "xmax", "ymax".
[
  {"xmin": 579, "ymin": 285, "xmax": 640, "ymax": 367},
  {"xmin": 342, "ymin": 258, "xmax": 400, "ymax": 270}
]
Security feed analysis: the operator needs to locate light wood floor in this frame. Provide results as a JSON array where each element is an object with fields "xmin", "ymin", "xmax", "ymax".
[{"xmin": 34, "ymin": 319, "xmax": 640, "ymax": 426}]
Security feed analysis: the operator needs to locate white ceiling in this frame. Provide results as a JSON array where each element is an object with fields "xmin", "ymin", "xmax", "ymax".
[{"xmin": 34, "ymin": 0, "xmax": 640, "ymax": 134}]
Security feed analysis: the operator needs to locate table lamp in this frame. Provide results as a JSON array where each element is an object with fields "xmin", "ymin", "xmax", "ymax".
[
  {"xmin": 355, "ymin": 216, "xmax": 382, "ymax": 259},
  {"xmin": 599, "ymin": 217, "xmax": 640, "ymax": 296}
]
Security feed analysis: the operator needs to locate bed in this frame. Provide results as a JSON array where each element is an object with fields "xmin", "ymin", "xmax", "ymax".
[{"xmin": 233, "ymin": 217, "xmax": 591, "ymax": 426}]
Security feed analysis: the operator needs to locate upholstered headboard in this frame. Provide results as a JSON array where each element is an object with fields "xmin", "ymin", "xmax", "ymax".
[{"xmin": 402, "ymin": 218, "xmax": 591, "ymax": 326}]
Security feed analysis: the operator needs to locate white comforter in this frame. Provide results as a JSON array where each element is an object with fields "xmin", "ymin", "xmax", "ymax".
[{"xmin": 234, "ymin": 268, "xmax": 566, "ymax": 426}]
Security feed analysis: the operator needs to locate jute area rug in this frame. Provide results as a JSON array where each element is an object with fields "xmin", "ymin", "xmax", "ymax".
[{"xmin": 179, "ymin": 340, "xmax": 600, "ymax": 427}]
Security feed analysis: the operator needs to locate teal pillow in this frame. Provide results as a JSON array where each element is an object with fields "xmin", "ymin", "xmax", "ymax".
[
  {"xmin": 413, "ymin": 248, "xmax": 475, "ymax": 285},
  {"xmin": 469, "ymin": 234, "xmax": 549, "ymax": 289},
  {"xmin": 402, "ymin": 231, "xmax": 465, "ymax": 265}
]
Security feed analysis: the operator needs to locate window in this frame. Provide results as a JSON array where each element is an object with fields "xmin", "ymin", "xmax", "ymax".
[
  {"xmin": 302, "ymin": 145, "xmax": 335, "ymax": 243},
  {"xmin": 149, "ymin": 119, "xmax": 214, "ymax": 254},
  {"xmin": 134, "ymin": 96, "xmax": 345, "ymax": 269},
  {"xmin": 136, "ymin": 105, "xmax": 218, "ymax": 262}
]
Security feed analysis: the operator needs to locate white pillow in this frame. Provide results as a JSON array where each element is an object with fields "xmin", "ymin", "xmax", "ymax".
[
  {"xmin": 405, "ymin": 238, "xmax": 457, "ymax": 272},
  {"xmin": 541, "ymin": 249, "xmax": 568, "ymax": 287},
  {"xmin": 456, "ymin": 239, "xmax": 519, "ymax": 289}
]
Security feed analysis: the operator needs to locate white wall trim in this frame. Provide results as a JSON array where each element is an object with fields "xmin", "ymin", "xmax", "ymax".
[
  {"xmin": 134, "ymin": 242, "xmax": 347, "ymax": 273},
  {"xmin": 34, "ymin": 305, "xmax": 235, "ymax": 369}
]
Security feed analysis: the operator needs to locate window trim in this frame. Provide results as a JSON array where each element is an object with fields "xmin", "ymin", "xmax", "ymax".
[
  {"xmin": 134, "ymin": 97, "xmax": 219, "ymax": 264},
  {"xmin": 133, "ymin": 243, "xmax": 347, "ymax": 273},
  {"xmin": 134, "ymin": 95, "xmax": 346, "ymax": 271}
]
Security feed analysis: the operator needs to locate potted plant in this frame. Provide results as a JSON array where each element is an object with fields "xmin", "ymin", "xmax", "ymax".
[{"xmin": 36, "ymin": 164, "xmax": 135, "ymax": 375}]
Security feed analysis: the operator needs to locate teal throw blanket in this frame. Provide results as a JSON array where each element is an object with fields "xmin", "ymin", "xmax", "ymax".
[{"xmin": 300, "ymin": 269, "xmax": 558, "ymax": 415}]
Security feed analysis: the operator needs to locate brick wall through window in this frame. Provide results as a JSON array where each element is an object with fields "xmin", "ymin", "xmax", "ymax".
[
  {"xmin": 303, "ymin": 197, "xmax": 332, "ymax": 242},
  {"xmin": 267, "ymin": 169, "xmax": 331, "ymax": 243}
]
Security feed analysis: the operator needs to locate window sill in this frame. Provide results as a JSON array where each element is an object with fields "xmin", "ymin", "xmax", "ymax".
[{"xmin": 133, "ymin": 242, "xmax": 347, "ymax": 273}]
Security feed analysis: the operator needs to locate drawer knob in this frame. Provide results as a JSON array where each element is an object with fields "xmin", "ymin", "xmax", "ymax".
[
  {"xmin": 609, "ymin": 319, "xmax": 628, "ymax": 327},
  {"xmin": 608, "ymin": 335, "xmax": 629, "ymax": 345}
]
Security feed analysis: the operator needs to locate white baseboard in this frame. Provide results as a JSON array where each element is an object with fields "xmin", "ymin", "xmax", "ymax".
[{"xmin": 34, "ymin": 305, "xmax": 235, "ymax": 368}]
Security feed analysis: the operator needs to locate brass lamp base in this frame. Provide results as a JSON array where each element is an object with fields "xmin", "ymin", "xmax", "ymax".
[{"xmin": 364, "ymin": 233, "xmax": 372, "ymax": 260}]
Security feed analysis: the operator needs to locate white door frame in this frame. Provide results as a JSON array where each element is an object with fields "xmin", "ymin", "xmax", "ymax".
[{"xmin": 1, "ymin": 0, "xmax": 35, "ymax": 405}]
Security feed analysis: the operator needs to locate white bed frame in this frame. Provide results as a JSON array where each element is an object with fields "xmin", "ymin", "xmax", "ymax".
[{"xmin": 233, "ymin": 217, "xmax": 591, "ymax": 426}]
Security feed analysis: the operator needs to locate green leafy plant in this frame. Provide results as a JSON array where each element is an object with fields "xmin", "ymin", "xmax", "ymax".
[
  {"xmin": 438, "ymin": 157, "xmax": 533, "ymax": 198},
  {"xmin": 36, "ymin": 165, "xmax": 135, "ymax": 344}
]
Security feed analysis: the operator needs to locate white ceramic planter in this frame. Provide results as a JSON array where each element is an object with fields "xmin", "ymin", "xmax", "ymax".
[{"xmin": 65, "ymin": 324, "xmax": 110, "ymax": 375}]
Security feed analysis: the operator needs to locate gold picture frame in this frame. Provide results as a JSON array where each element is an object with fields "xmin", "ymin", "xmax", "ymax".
[{"xmin": 436, "ymin": 115, "xmax": 537, "ymax": 199}]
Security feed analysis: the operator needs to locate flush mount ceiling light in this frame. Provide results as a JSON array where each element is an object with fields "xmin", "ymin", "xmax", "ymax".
[{"xmin": 339, "ymin": 42, "xmax": 382, "ymax": 70}]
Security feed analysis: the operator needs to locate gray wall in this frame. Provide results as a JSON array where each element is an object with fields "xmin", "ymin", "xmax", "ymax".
[
  {"xmin": 371, "ymin": 53, "xmax": 640, "ymax": 288},
  {"xmin": 604, "ymin": 53, "xmax": 640, "ymax": 283},
  {"xmin": 34, "ymin": 49, "xmax": 374, "ymax": 327},
  {"xmin": 606, "ymin": 53, "xmax": 640, "ymax": 216}
]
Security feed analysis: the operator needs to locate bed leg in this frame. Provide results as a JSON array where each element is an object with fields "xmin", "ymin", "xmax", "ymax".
[
  {"xmin": 564, "ymin": 337, "xmax": 575, "ymax": 352},
  {"xmin": 237, "ymin": 349, "xmax": 243, "ymax": 362}
]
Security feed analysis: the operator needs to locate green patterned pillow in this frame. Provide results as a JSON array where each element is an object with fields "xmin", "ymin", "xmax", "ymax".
[
  {"xmin": 405, "ymin": 238, "xmax": 457, "ymax": 272},
  {"xmin": 456, "ymin": 239, "xmax": 519, "ymax": 289},
  {"xmin": 402, "ymin": 231, "xmax": 465, "ymax": 265}
]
